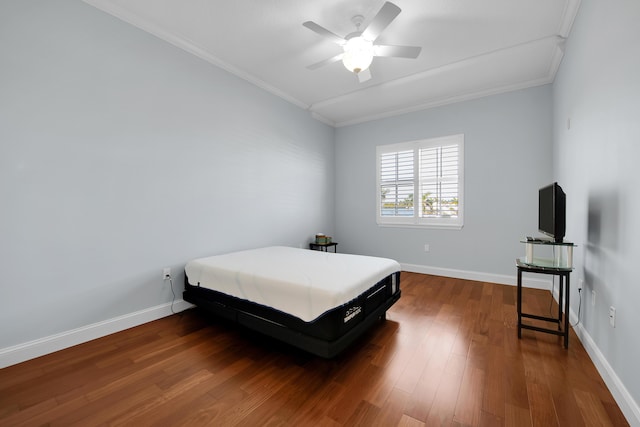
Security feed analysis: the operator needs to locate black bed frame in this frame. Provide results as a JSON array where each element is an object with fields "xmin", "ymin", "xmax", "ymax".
[{"xmin": 183, "ymin": 271, "xmax": 401, "ymax": 358}]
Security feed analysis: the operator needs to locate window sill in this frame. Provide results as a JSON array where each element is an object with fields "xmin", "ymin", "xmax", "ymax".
[{"xmin": 376, "ymin": 222, "xmax": 464, "ymax": 230}]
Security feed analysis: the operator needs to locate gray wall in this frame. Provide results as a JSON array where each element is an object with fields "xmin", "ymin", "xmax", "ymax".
[
  {"xmin": 553, "ymin": 0, "xmax": 640, "ymax": 418},
  {"xmin": 335, "ymin": 86, "xmax": 553, "ymax": 277},
  {"xmin": 0, "ymin": 0, "xmax": 335, "ymax": 349}
]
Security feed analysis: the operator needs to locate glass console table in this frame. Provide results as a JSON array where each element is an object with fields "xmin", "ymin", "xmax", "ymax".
[{"xmin": 516, "ymin": 240, "xmax": 576, "ymax": 348}]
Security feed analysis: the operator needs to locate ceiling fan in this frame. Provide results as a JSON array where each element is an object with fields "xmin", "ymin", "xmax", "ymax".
[{"xmin": 303, "ymin": 1, "xmax": 421, "ymax": 83}]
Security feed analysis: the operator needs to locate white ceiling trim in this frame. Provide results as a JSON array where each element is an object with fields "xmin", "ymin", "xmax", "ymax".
[
  {"xmin": 546, "ymin": 42, "xmax": 566, "ymax": 82},
  {"xmin": 309, "ymin": 112, "xmax": 336, "ymax": 127},
  {"xmin": 558, "ymin": 0, "xmax": 583, "ymax": 37},
  {"xmin": 332, "ymin": 75, "xmax": 556, "ymax": 128},
  {"xmin": 310, "ymin": 35, "xmax": 564, "ymax": 112},
  {"xmin": 314, "ymin": 39, "xmax": 566, "ymax": 127},
  {"xmin": 82, "ymin": 0, "xmax": 583, "ymax": 129},
  {"xmin": 82, "ymin": 0, "xmax": 310, "ymax": 111}
]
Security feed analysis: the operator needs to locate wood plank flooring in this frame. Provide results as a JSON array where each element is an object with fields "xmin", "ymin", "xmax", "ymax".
[{"xmin": 0, "ymin": 273, "xmax": 628, "ymax": 426}]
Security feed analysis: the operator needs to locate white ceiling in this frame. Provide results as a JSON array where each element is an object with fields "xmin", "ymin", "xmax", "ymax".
[{"xmin": 82, "ymin": 0, "xmax": 581, "ymax": 127}]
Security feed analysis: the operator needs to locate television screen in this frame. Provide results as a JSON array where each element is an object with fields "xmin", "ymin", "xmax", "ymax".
[{"xmin": 538, "ymin": 182, "xmax": 566, "ymax": 242}]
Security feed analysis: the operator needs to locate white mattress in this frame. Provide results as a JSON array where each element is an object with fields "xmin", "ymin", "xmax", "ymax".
[{"xmin": 185, "ymin": 246, "xmax": 401, "ymax": 322}]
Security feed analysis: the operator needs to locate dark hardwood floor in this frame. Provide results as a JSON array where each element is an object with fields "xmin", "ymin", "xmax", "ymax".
[{"xmin": 0, "ymin": 273, "xmax": 628, "ymax": 426}]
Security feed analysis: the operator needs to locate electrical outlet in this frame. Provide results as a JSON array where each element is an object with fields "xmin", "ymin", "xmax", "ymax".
[
  {"xmin": 578, "ymin": 278, "xmax": 584, "ymax": 291},
  {"xmin": 424, "ymin": 244, "xmax": 430, "ymax": 252},
  {"xmin": 609, "ymin": 306, "xmax": 616, "ymax": 327},
  {"xmin": 163, "ymin": 268, "xmax": 171, "ymax": 280},
  {"xmin": 591, "ymin": 290, "xmax": 596, "ymax": 307}
]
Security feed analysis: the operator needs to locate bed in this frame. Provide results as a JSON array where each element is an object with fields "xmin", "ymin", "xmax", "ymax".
[{"xmin": 183, "ymin": 246, "xmax": 401, "ymax": 358}]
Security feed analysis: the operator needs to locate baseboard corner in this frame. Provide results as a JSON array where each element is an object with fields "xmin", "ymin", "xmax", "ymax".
[
  {"xmin": 572, "ymin": 322, "xmax": 640, "ymax": 426},
  {"xmin": 0, "ymin": 300, "xmax": 194, "ymax": 369}
]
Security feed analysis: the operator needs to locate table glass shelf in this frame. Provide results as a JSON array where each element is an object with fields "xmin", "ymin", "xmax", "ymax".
[
  {"xmin": 520, "ymin": 239, "xmax": 576, "ymax": 269},
  {"xmin": 516, "ymin": 257, "xmax": 573, "ymax": 272}
]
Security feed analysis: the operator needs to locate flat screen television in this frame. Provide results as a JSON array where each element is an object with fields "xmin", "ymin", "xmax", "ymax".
[{"xmin": 538, "ymin": 182, "xmax": 566, "ymax": 243}]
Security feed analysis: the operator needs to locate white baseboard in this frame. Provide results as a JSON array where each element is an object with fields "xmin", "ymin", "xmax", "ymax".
[
  {"xmin": 402, "ymin": 263, "xmax": 639, "ymax": 426},
  {"xmin": 401, "ymin": 263, "xmax": 552, "ymax": 289},
  {"xmin": 569, "ymin": 310, "xmax": 640, "ymax": 426},
  {"xmin": 3, "ymin": 271, "xmax": 637, "ymax": 427},
  {"xmin": 0, "ymin": 299, "xmax": 193, "ymax": 369}
]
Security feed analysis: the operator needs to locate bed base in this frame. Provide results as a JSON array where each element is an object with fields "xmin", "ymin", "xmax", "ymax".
[{"xmin": 183, "ymin": 272, "xmax": 400, "ymax": 358}]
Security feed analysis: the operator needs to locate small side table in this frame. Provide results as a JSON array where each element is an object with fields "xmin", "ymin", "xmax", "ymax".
[
  {"xmin": 310, "ymin": 242, "xmax": 338, "ymax": 253},
  {"xmin": 516, "ymin": 258, "xmax": 572, "ymax": 348}
]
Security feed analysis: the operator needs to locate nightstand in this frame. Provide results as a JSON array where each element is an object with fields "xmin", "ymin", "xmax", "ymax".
[{"xmin": 309, "ymin": 242, "xmax": 338, "ymax": 253}]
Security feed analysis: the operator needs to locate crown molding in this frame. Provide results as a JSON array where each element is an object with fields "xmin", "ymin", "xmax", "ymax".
[
  {"xmin": 310, "ymin": 35, "xmax": 563, "ymax": 127},
  {"xmin": 82, "ymin": 0, "xmax": 309, "ymax": 112},
  {"xmin": 558, "ymin": 0, "xmax": 583, "ymax": 38},
  {"xmin": 82, "ymin": 0, "xmax": 578, "ymax": 130},
  {"xmin": 333, "ymin": 77, "xmax": 555, "ymax": 128}
]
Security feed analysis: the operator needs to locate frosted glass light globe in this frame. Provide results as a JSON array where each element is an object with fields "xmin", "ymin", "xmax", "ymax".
[{"xmin": 342, "ymin": 37, "xmax": 374, "ymax": 73}]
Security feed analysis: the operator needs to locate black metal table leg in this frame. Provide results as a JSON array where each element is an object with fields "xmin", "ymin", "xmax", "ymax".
[{"xmin": 516, "ymin": 259, "xmax": 572, "ymax": 349}]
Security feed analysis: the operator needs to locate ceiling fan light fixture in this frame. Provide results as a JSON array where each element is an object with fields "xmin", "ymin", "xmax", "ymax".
[{"xmin": 342, "ymin": 36, "xmax": 374, "ymax": 74}]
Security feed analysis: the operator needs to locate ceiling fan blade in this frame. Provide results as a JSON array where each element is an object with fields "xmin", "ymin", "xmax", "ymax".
[
  {"xmin": 361, "ymin": 2, "xmax": 401, "ymax": 42},
  {"xmin": 357, "ymin": 68, "xmax": 372, "ymax": 83},
  {"xmin": 307, "ymin": 53, "xmax": 344, "ymax": 70},
  {"xmin": 374, "ymin": 44, "xmax": 421, "ymax": 58},
  {"xmin": 303, "ymin": 21, "xmax": 345, "ymax": 45}
]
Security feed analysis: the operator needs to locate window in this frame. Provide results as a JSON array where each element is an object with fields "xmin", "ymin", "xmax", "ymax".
[{"xmin": 376, "ymin": 134, "xmax": 464, "ymax": 229}]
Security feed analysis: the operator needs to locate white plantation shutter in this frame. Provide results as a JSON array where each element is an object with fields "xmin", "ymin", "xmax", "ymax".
[
  {"xmin": 380, "ymin": 150, "xmax": 414, "ymax": 216},
  {"xmin": 376, "ymin": 135, "xmax": 464, "ymax": 229},
  {"xmin": 419, "ymin": 144, "xmax": 459, "ymax": 218}
]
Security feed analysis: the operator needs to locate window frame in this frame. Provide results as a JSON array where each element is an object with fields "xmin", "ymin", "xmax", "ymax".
[{"xmin": 376, "ymin": 134, "xmax": 464, "ymax": 229}]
